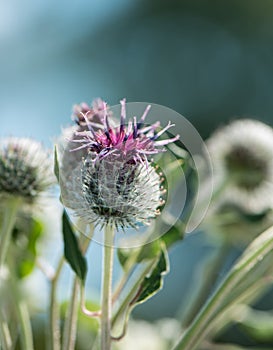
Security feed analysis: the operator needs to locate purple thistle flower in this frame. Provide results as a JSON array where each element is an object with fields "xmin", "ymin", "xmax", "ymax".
[
  {"xmin": 71, "ymin": 99, "xmax": 179, "ymax": 165},
  {"xmin": 60, "ymin": 99, "xmax": 179, "ymax": 230}
]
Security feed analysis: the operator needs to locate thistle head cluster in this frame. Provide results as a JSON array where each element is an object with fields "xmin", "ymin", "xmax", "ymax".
[
  {"xmin": 0, "ymin": 137, "xmax": 54, "ymax": 204},
  {"xmin": 60, "ymin": 98, "xmax": 179, "ymax": 230}
]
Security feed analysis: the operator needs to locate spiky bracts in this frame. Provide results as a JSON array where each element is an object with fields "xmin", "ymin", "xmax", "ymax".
[{"xmin": 79, "ymin": 154, "xmax": 164, "ymax": 229}]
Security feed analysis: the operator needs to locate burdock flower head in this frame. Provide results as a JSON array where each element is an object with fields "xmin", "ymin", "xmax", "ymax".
[
  {"xmin": 207, "ymin": 119, "xmax": 273, "ymax": 214},
  {"xmin": 0, "ymin": 137, "xmax": 54, "ymax": 205},
  {"xmin": 60, "ymin": 99, "xmax": 179, "ymax": 230}
]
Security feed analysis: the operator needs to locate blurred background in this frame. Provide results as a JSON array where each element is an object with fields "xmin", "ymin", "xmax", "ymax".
[
  {"xmin": 1, "ymin": 0, "xmax": 273, "ymax": 143},
  {"xmin": 1, "ymin": 0, "xmax": 273, "ymax": 347}
]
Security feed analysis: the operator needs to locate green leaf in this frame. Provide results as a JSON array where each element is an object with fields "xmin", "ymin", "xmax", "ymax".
[
  {"xmin": 161, "ymin": 224, "xmax": 184, "ymax": 248},
  {"xmin": 236, "ymin": 305, "xmax": 273, "ymax": 342},
  {"xmin": 18, "ymin": 219, "xmax": 43, "ymax": 278},
  {"xmin": 117, "ymin": 213, "xmax": 184, "ymax": 271},
  {"xmin": 62, "ymin": 211, "xmax": 87, "ymax": 281},
  {"xmin": 131, "ymin": 244, "xmax": 169, "ymax": 305},
  {"xmin": 159, "ymin": 213, "xmax": 185, "ymax": 249},
  {"xmin": 117, "ymin": 248, "xmax": 130, "ymax": 268},
  {"xmin": 12, "ymin": 216, "xmax": 43, "ymax": 278},
  {"xmin": 117, "ymin": 240, "xmax": 161, "ymax": 269},
  {"xmin": 54, "ymin": 145, "xmax": 60, "ymax": 181},
  {"xmin": 112, "ymin": 243, "xmax": 170, "ymax": 335}
]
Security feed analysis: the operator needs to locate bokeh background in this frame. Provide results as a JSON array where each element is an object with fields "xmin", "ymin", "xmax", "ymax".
[
  {"xmin": 1, "ymin": 0, "xmax": 273, "ymax": 346},
  {"xmin": 2, "ymin": 0, "xmax": 273, "ymax": 143}
]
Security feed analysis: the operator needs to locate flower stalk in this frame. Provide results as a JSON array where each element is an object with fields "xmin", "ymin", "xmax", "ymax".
[
  {"xmin": 101, "ymin": 225, "xmax": 115, "ymax": 350},
  {"xmin": 49, "ymin": 257, "xmax": 65, "ymax": 350},
  {"xmin": 62, "ymin": 232, "xmax": 92, "ymax": 350},
  {"xmin": 7, "ymin": 271, "xmax": 34, "ymax": 350},
  {"xmin": 62, "ymin": 279, "xmax": 80, "ymax": 350},
  {"xmin": 16, "ymin": 299, "xmax": 34, "ymax": 350},
  {"xmin": 0, "ymin": 314, "xmax": 12, "ymax": 350}
]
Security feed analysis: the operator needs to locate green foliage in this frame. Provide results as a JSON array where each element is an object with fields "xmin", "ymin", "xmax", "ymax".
[
  {"xmin": 132, "ymin": 244, "xmax": 169, "ymax": 305},
  {"xmin": 173, "ymin": 226, "xmax": 273, "ymax": 350},
  {"xmin": 118, "ymin": 215, "xmax": 184, "ymax": 271},
  {"xmin": 117, "ymin": 240, "xmax": 162, "ymax": 269},
  {"xmin": 236, "ymin": 305, "xmax": 273, "ymax": 342},
  {"xmin": 157, "ymin": 213, "xmax": 185, "ymax": 249},
  {"xmin": 161, "ymin": 223, "xmax": 184, "ymax": 248},
  {"xmin": 12, "ymin": 215, "xmax": 43, "ymax": 278},
  {"xmin": 54, "ymin": 145, "xmax": 60, "ymax": 181},
  {"xmin": 113, "ymin": 242, "xmax": 170, "ymax": 331},
  {"xmin": 62, "ymin": 211, "xmax": 87, "ymax": 282}
]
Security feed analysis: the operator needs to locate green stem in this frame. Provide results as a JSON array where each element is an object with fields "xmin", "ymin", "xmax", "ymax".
[
  {"xmin": 172, "ymin": 227, "xmax": 273, "ymax": 350},
  {"xmin": 16, "ymin": 300, "xmax": 34, "ymax": 350},
  {"xmin": 7, "ymin": 244, "xmax": 34, "ymax": 350},
  {"xmin": 49, "ymin": 257, "xmax": 65, "ymax": 350},
  {"xmin": 62, "ymin": 233, "xmax": 92, "ymax": 350},
  {"xmin": 172, "ymin": 275, "xmax": 234, "ymax": 350},
  {"xmin": 112, "ymin": 224, "xmax": 158, "ymax": 303},
  {"xmin": 80, "ymin": 284, "xmax": 101, "ymax": 318},
  {"xmin": 61, "ymin": 279, "xmax": 80, "ymax": 350},
  {"xmin": 0, "ymin": 314, "xmax": 12, "ymax": 350},
  {"xmin": 0, "ymin": 197, "xmax": 20, "ymax": 267},
  {"xmin": 209, "ymin": 275, "xmax": 272, "ymax": 340},
  {"xmin": 101, "ymin": 225, "xmax": 115, "ymax": 350}
]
